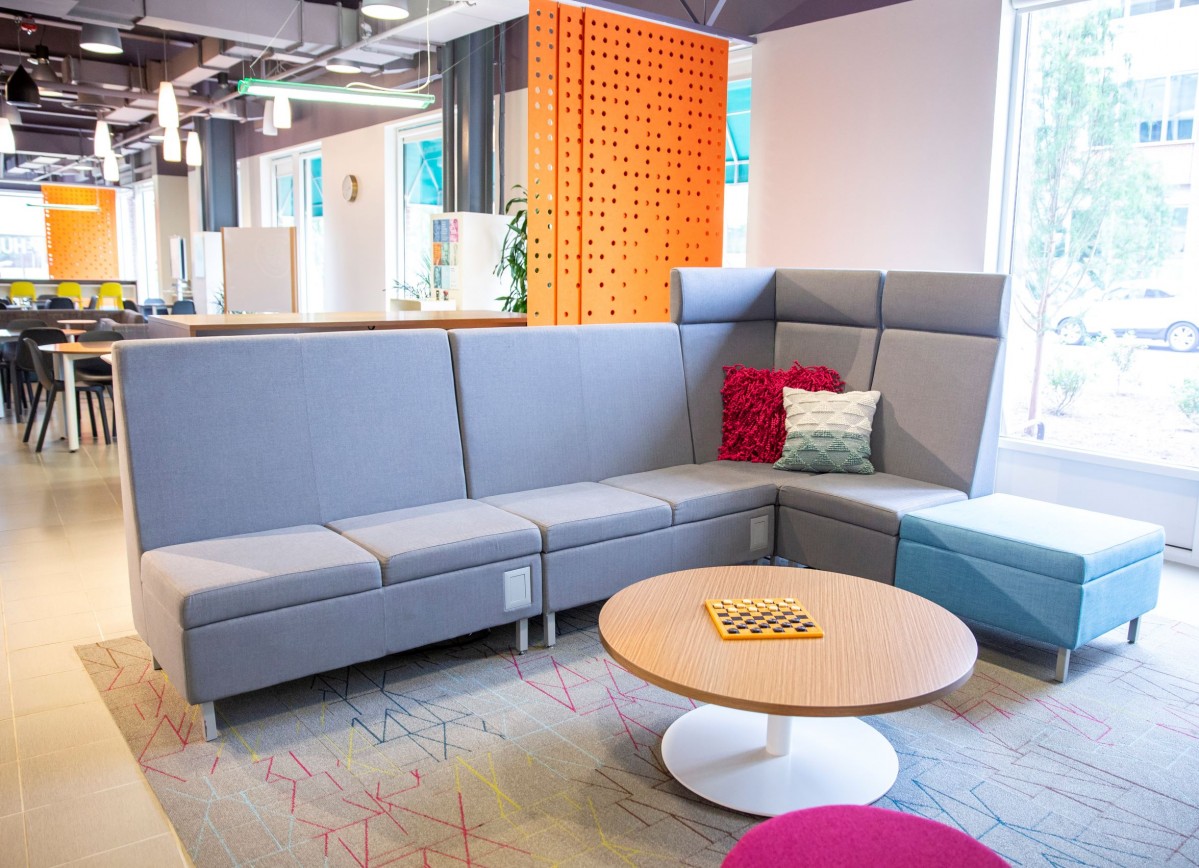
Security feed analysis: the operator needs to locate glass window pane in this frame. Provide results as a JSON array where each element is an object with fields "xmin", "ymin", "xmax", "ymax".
[
  {"xmin": 1132, "ymin": 77, "xmax": 1167, "ymax": 142},
  {"xmin": 1168, "ymin": 73, "xmax": 1196, "ymax": 140},
  {"xmin": 1129, "ymin": 0, "xmax": 1173, "ymax": 13}
]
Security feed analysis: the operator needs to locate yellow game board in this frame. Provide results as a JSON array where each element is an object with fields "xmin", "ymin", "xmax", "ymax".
[{"xmin": 704, "ymin": 597, "xmax": 825, "ymax": 640}]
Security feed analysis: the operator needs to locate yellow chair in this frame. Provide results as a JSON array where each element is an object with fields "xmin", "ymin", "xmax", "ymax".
[
  {"xmin": 10, "ymin": 280, "xmax": 35, "ymax": 303},
  {"xmin": 97, "ymin": 282, "xmax": 123, "ymax": 310},
  {"xmin": 56, "ymin": 281, "xmax": 82, "ymax": 308}
]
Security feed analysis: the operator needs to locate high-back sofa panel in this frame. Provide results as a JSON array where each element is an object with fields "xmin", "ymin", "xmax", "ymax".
[
  {"xmin": 870, "ymin": 271, "xmax": 1010, "ymax": 497},
  {"xmin": 450, "ymin": 324, "xmax": 694, "ymax": 498},
  {"xmin": 774, "ymin": 269, "xmax": 883, "ymax": 392},
  {"xmin": 299, "ymin": 331, "xmax": 467, "ymax": 522},
  {"xmin": 671, "ymin": 268, "xmax": 777, "ymax": 463}
]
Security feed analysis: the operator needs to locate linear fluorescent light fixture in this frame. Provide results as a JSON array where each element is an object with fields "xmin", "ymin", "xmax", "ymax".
[
  {"xmin": 237, "ymin": 78, "xmax": 434, "ymax": 110},
  {"xmin": 27, "ymin": 202, "xmax": 101, "ymax": 212}
]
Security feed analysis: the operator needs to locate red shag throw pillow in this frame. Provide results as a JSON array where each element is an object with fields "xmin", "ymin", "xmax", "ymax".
[{"xmin": 718, "ymin": 363, "xmax": 846, "ymax": 463}]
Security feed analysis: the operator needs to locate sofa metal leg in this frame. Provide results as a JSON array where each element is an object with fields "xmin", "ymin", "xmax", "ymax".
[
  {"xmin": 1128, "ymin": 617, "xmax": 1140, "ymax": 644},
  {"xmin": 545, "ymin": 611, "xmax": 557, "ymax": 647},
  {"xmin": 151, "ymin": 656, "xmax": 162, "ymax": 671},
  {"xmin": 199, "ymin": 702, "xmax": 218, "ymax": 741},
  {"xmin": 1054, "ymin": 648, "xmax": 1070, "ymax": 683},
  {"xmin": 516, "ymin": 618, "xmax": 528, "ymax": 654}
]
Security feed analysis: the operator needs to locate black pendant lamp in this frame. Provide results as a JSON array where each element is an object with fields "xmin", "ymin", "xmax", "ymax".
[{"xmin": 6, "ymin": 64, "xmax": 39, "ymax": 108}]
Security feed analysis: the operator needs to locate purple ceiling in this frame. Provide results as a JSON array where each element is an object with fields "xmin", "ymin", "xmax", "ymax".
[{"xmin": 606, "ymin": 0, "xmax": 914, "ymax": 37}]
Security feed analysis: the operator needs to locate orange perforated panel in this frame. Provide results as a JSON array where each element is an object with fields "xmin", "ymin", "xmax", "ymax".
[
  {"xmin": 528, "ymin": 4, "xmax": 728, "ymax": 325},
  {"xmin": 526, "ymin": 0, "xmax": 559, "ymax": 325},
  {"xmin": 42, "ymin": 185, "xmax": 119, "ymax": 280},
  {"xmin": 554, "ymin": 4, "xmax": 585, "ymax": 325},
  {"xmin": 579, "ymin": 9, "xmax": 727, "ymax": 323}
]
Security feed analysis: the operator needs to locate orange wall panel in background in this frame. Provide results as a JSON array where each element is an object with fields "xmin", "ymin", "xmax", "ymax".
[
  {"xmin": 42, "ymin": 185, "xmax": 119, "ymax": 280},
  {"xmin": 527, "ymin": 2, "xmax": 727, "ymax": 325}
]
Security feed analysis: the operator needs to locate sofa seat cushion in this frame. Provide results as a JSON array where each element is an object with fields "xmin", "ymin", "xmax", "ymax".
[
  {"xmin": 603, "ymin": 464, "xmax": 777, "ymax": 525},
  {"xmin": 707, "ymin": 460, "xmax": 816, "ymax": 498},
  {"xmin": 779, "ymin": 473, "xmax": 966, "ymax": 536},
  {"xmin": 327, "ymin": 499, "xmax": 542, "ymax": 586},
  {"xmin": 481, "ymin": 482, "xmax": 672, "ymax": 552},
  {"xmin": 142, "ymin": 525, "xmax": 382, "ymax": 629}
]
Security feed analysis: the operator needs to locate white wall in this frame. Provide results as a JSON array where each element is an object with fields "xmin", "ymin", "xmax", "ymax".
[
  {"xmin": 321, "ymin": 123, "xmax": 393, "ymax": 312},
  {"xmin": 153, "ymin": 174, "xmax": 191, "ymax": 301},
  {"xmin": 748, "ymin": 0, "xmax": 1012, "ymax": 270}
]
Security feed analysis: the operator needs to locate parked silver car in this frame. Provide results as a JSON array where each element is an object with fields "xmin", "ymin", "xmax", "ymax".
[{"xmin": 1057, "ymin": 285, "xmax": 1198, "ymax": 351}]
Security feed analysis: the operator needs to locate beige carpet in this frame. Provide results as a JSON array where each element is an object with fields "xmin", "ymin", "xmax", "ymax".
[{"xmin": 78, "ymin": 607, "xmax": 1199, "ymax": 867}]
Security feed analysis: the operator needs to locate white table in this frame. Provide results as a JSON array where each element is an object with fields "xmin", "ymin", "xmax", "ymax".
[{"xmin": 42, "ymin": 342, "xmax": 115, "ymax": 452}]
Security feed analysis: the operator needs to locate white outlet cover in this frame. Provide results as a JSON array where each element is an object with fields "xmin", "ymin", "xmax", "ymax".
[{"xmin": 503, "ymin": 566, "xmax": 532, "ymax": 611}]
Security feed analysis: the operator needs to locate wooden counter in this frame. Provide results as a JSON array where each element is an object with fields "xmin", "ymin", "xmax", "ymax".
[{"xmin": 147, "ymin": 310, "xmax": 527, "ymax": 338}]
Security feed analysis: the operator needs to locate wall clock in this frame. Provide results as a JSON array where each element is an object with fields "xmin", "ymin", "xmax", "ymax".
[{"xmin": 342, "ymin": 174, "xmax": 359, "ymax": 203}]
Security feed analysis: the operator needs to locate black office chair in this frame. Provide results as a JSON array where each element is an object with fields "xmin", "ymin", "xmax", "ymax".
[
  {"xmin": 122, "ymin": 299, "xmax": 140, "ymax": 312},
  {"xmin": 86, "ymin": 296, "xmax": 99, "ymax": 310},
  {"xmin": 12, "ymin": 326, "xmax": 65, "ymax": 430},
  {"xmin": 171, "ymin": 299, "xmax": 196, "ymax": 314},
  {"xmin": 21, "ymin": 336, "xmax": 111, "ymax": 452},
  {"xmin": 141, "ymin": 297, "xmax": 170, "ymax": 316},
  {"xmin": 0, "ymin": 300, "xmax": 7, "ymax": 310},
  {"xmin": 2, "ymin": 319, "xmax": 48, "ymax": 422},
  {"xmin": 47, "ymin": 297, "xmax": 76, "ymax": 309}
]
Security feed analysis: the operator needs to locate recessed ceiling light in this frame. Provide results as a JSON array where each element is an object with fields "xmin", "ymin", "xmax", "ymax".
[
  {"xmin": 326, "ymin": 60, "xmax": 362, "ymax": 74},
  {"xmin": 361, "ymin": 1, "xmax": 410, "ymax": 21}
]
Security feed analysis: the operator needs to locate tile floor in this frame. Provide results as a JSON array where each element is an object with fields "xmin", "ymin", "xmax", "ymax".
[
  {"xmin": 0, "ymin": 411, "xmax": 189, "ymax": 867},
  {"xmin": 1, "ymin": 400, "xmax": 1198, "ymax": 867}
]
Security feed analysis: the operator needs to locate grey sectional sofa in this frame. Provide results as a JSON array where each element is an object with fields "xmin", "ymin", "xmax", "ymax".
[{"xmin": 114, "ymin": 268, "xmax": 1009, "ymax": 740}]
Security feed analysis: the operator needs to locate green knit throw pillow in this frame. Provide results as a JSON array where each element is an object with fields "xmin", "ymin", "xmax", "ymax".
[{"xmin": 774, "ymin": 429, "xmax": 875, "ymax": 474}]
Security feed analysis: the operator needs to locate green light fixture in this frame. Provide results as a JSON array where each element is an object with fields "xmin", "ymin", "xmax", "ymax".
[{"xmin": 237, "ymin": 78, "xmax": 433, "ymax": 110}]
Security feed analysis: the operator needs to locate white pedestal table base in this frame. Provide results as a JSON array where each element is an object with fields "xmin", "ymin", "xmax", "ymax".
[{"xmin": 660, "ymin": 704, "xmax": 899, "ymax": 817}]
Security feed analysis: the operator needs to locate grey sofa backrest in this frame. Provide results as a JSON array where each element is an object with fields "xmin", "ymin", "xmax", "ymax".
[
  {"xmin": 774, "ymin": 269, "xmax": 883, "ymax": 391},
  {"xmin": 671, "ymin": 268, "xmax": 777, "ymax": 463},
  {"xmin": 450, "ymin": 323, "xmax": 693, "ymax": 498},
  {"xmin": 115, "ymin": 330, "xmax": 467, "ymax": 551},
  {"xmin": 870, "ymin": 271, "xmax": 1010, "ymax": 497},
  {"xmin": 300, "ymin": 330, "xmax": 467, "ymax": 522}
]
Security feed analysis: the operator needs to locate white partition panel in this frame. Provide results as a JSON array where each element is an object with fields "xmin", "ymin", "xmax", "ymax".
[{"xmin": 220, "ymin": 226, "xmax": 297, "ymax": 313}]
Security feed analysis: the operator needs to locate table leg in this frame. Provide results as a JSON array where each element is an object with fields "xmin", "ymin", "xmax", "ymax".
[
  {"xmin": 660, "ymin": 705, "xmax": 899, "ymax": 817},
  {"xmin": 57, "ymin": 355, "xmax": 80, "ymax": 451}
]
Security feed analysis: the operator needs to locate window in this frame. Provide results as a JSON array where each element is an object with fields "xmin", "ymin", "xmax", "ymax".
[
  {"xmin": 1132, "ymin": 75, "xmax": 1196, "ymax": 142},
  {"xmin": 265, "ymin": 149, "xmax": 323, "ymax": 311},
  {"xmin": 724, "ymin": 78, "xmax": 750, "ymax": 267},
  {"xmin": 1003, "ymin": 0, "xmax": 1199, "ymax": 469},
  {"xmin": 395, "ymin": 123, "xmax": 443, "ymax": 294},
  {"xmin": 1125, "ymin": 0, "xmax": 1199, "ymax": 13},
  {"xmin": 0, "ymin": 192, "xmax": 48, "ymax": 279}
]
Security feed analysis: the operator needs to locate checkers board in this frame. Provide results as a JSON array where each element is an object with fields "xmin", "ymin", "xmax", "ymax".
[{"xmin": 704, "ymin": 597, "xmax": 825, "ymax": 640}]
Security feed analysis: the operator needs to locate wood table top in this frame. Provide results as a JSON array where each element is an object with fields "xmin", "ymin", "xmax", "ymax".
[
  {"xmin": 598, "ymin": 566, "xmax": 977, "ymax": 718},
  {"xmin": 147, "ymin": 310, "xmax": 527, "ymax": 337},
  {"xmin": 56, "ymin": 319, "xmax": 98, "ymax": 326},
  {"xmin": 43, "ymin": 341, "xmax": 115, "ymax": 355}
]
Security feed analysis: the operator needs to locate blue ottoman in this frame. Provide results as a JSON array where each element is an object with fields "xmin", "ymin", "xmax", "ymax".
[{"xmin": 896, "ymin": 493, "xmax": 1164, "ymax": 681}]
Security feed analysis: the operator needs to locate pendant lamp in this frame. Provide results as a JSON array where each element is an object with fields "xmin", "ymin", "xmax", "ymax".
[
  {"xmin": 361, "ymin": 1, "xmax": 410, "ymax": 20},
  {"xmin": 272, "ymin": 94, "xmax": 291, "ymax": 129},
  {"xmin": 5, "ymin": 64, "xmax": 39, "ymax": 108},
  {"xmin": 102, "ymin": 152, "xmax": 119, "ymax": 183},
  {"xmin": 158, "ymin": 81, "xmax": 179, "ymax": 128},
  {"xmin": 94, "ymin": 119, "xmax": 112, "ymax": 157},
  {"xmin": 185, "ymin": 130, "xmax": 202, "ymax": 167},
  {"xmin": 79, "ymin": 24, "xmax": 123, "ymax": 55},
  {"xmin": 30, "ymin": 47, "xmax": 63, "ymax": 97},
  {"xmin": 262, "ymin": 100, "xmax": 278, "ymax": 136},
  {"xmin": 0, "ymin": 118, "xmax": 15, "ymax": 154},
  {"xmin": 0, "ymin": 98, "xmax": 20, "ymax": 126},
  {"xmin": 163, "ymin": 126, "xmax": 181, "ymax": 162}
]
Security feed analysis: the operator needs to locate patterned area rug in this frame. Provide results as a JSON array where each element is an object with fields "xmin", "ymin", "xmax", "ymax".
[{"xmin": 78, "ymin": 609, "xmax": 1199, "ymax": 867}]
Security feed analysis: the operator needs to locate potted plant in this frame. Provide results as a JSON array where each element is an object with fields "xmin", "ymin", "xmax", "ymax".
[
  {"xmin": 494, "ymin": 187, "xmax": 527, "ymax": 313},
  {"xmin": 389, "ymin": 253, "xmax": 455, "ymax": 311}
]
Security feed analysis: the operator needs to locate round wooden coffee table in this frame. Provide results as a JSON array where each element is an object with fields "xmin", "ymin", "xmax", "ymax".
[{"xmin": 598, "ymin": 566, "xmax": 977, "ymax": 816}]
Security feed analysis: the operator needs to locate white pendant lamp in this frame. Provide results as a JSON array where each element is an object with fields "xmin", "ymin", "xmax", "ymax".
[
  {"xmin": 361, "ymin": 1, "xmax": 409, "ymax": 20},
  {"xmin": 272, "ymin": 94, "xmax": 291, "ymax": 129},
  {"xmin": 93, "ymin": 119, "xmax": 112, "ymax": 157},
  {"xmin": 163, "ymin": 126, "xmax": 181, "ymax": 162},
  {"xmin": 80, "ymin": 24, "xmax": 123, "ymax": 55},
  {"xmin": 185, "ymin": 130, "xmax": 202, "ymax": 167},
  {"xmin": 102, "ymin": 152, "xmax": 119, "ymax": 183},
  {"xmin": 262, "ymin": 100, "xmax": 278, "ymax": 136},
  {"xmin": 0, "ymin": 118, "xmax": 15, "ymax": 154},
  {"xmin": 157, "ymin": 81, "xmax": 179, "ymax": 128}
]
